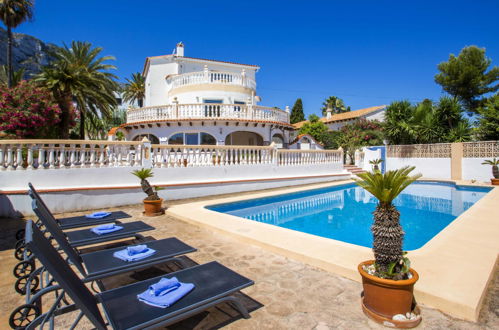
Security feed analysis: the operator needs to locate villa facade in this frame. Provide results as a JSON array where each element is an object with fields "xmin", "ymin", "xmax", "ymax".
[{"xmin": 110, "ymin": 43, "xmax": 297, "ymax": 148}]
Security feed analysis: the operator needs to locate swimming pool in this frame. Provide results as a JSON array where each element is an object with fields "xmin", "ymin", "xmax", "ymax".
[{"xmin": 207, "ymin": 181, "xmax": 491, "ymax": 250}]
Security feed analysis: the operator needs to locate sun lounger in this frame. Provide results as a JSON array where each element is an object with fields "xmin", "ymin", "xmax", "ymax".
[
  {"xmin": 28, "ymin": 183, "xmax": 131, "ymax": 230},
  {"xmin": 32, "ymin": 199, "xmax": 154, "ymax": 247},
  {"xmin": 21, "ymin": 221, "xmax": 254, "ymax": 329}
]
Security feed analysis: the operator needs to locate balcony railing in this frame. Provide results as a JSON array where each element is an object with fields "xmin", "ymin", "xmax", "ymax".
[
  {"xmin": 126, "ymin": 104, "xmax": 290, "ymax": 124},
  {"xmin": 168, "ymin": 70, "xmax": 256, "ymax": 90}
]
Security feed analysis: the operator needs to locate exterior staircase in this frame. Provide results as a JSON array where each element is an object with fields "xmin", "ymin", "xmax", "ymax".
[{"xmin": 344, "ymin": 164, "xmax": 367, "ymax": 176}]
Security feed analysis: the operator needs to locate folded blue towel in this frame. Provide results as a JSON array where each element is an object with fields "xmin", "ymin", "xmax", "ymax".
[
  {"xmin": 149, "ymin": 277, "xmax": 181, "ymax": 296},
  {"xmin": 86, "ymin": 211, "xmax": 112, "ymax": 219},
  {"xmin": 127, "ymin": 244, "xmax": 148, "ymax": 255},
  {"xmin": 113, "ymin": 246, "xmax": 156, "ymax": 262},
  {"xmin": 90, "ymin": 224, "xmax": 123, "ymax": 235},
  {"xmin": 138, "ymin": 277, "xmax": 194, "ymax": 308}
]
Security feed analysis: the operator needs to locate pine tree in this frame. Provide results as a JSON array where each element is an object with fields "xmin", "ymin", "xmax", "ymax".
[
  {"xmin": 435, "ymin": 46, "xmax": 499, "ymax": 114},
  {"xmin": 290, "ymin": 98, "xmax": 305, "ymax": 124}
]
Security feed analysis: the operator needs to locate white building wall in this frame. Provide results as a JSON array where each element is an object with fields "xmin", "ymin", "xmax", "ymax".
[
  {"xmin": 462, "ymin": 158, "xmax": 496, "ymax": 182},
  {"xmin": 386, "ymin": 157, "xmax": 451, "ymax": 179},
  {"xmin": 126, "ymin": 122, "xmax": 288, "ymax": 145},
  {"xmin": 167, "ymin": 90, "xmax": 252, "ymax": 105},
  {"xmin": 145, "ymin": 59, "xmax": 178, "ymax": 106}
]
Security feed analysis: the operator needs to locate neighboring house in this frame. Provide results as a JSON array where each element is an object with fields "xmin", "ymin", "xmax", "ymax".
[
  {"xmin": 292, "ymin": 105, "xmax": 386, "ymax": 133},
  {"xmin": 110, "ymin": 43, "xmax": 293, "ymax": 147}
]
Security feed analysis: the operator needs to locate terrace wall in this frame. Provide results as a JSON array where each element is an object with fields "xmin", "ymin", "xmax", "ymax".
[
  {"xmin": 0, "ymin": 140, "xmax": 347, "ymax": 216},
  {"xmin": 358, "ymin": 141, "xmax": 498, "ymax": 182}
]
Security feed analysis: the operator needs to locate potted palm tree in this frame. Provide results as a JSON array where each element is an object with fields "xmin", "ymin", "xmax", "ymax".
[
  {"xmin": 354, "ymin": 166, "xmax": 422, "ymax": 328},
  {"xmin": 132, "ymin": 168, "xmax": 164, "ymax": 216},
  {"xmin": 481, "ymin": 158, "xmax": 499, "ymax": 185},
  {"xmin": 369, "ymin": 158, "xmax": 383, "ymax": 172}
]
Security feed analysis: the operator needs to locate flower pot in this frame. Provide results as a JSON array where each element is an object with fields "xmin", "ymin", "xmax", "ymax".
[
  {"xmin": 143, "ymin": 198, "xmax": 164, "ymax": 216},
  {"xmin": 358, "ymin": 260, "xmax": 421, "ymax": 328},
  {"xmin": 491, "ymin": 178, "xmax": 499, "ymax": 186}
]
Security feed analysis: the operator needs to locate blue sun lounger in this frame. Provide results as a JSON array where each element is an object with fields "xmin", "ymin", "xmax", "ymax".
[{"xmin": 21, "ymin": 221, "xmax": 254, "ymax": 330}]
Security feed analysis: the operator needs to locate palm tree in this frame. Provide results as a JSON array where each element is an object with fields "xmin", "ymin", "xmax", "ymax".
[
  {"xmin": 122, "ymin": 72, "xmax": 145, "ymax": 107},
  {"xmin": 354, "ymin": 166, "xmax": 421, "ymax": 275},
  {"xmin": 321, "ymin": 96, "xmax": 350, "ymax": 116},
  {"xmin": 35, "ymin": 41, "xmax": 119, "ymax": 139},
  {"xmin": 0, "ymin": 0, "xmax": 33, "ymax": 88},
  {"xmin": 0, "ymin": 64, "xmax": 24, "ymax": 87}
]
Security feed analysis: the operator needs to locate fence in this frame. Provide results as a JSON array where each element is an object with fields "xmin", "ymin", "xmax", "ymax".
[{"xmin": 357, "ymin": 141, "xmax": 498, "ymax": 182}]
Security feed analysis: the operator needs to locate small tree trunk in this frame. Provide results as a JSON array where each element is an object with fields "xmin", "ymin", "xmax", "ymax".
[
  {"xmin": 493, "ymin": 165, "xmax": 499, "ymax": 179},
  {"xmin": 372, "ymin": 202, "xmax": 404, "ymax": 273},
  {"xmin": 141, "ymin": 179, "xmax": 158, "ymax": 200},
  {"xmin": 58, "ymin": 94, "xmax": 72, "ymax": 139},
  {"xmin": 79, "ymin": 110, "xmax": 85, "ymax": 140},
  {"xmin": 138, "ymin": 98, "xmax": 143, "ymax": 107},
  {"xmin": 7, "ymin": 26, "xmax": 13, "ymax": 88}
]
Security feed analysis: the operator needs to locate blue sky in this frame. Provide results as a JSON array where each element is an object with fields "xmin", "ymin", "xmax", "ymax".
[{"xmin": 12, "ymin": 0, "xmax": 499, "ymax": 117}]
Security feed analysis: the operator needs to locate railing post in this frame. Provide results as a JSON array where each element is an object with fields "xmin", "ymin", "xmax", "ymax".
[
  {"xmin": 203, "ymin": 65, "xmax": 209, "ymax": 83},
  {"xmin": 271, "ymin": 142, "xmax": 278, "ymax": 166},
  {"xmin": 141, "ymin": 137, "xmax": 153, "ymax": 168},
  {"xmin": 0, "ymin": 145, "xmax": 5, "ymax": 171}
]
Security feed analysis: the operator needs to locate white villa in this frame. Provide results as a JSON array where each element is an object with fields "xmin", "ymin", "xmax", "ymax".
[{"xmin": 110, "ymin": 43, "xmax": 297, "ymax": 148}]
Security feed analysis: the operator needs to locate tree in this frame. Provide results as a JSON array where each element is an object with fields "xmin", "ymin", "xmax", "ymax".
[
  {"xmin": 476, "ymin": 94, "xmax": 499, "ymax": 140},
  {"xmin": 0, "ymin": 0, "xmax": 34, "ymax": 88},
  {"xmin": 35, "ymin": 41, "xmax": 119, "ymax": 139},
  {"xmin": 298, "ymin": 114, "xmax": 329, "ymax": 143},
  {"xmin": 435, "ymin": 46, "xmax": 499, "ymax": 113},
  {"xmin": 321, "ymin": 96, "xmax": 350, "ymax": 116},
  {"xmin": 289, "ymin": 98, "xmax": 305, "ymax": 124},
  {"xmin": 383, "ymin": 98, "xmax": 471, "ymax": 144},
  {"xmin": 339, "ymin": 119, "xmax": 384, "ymax": 164},
  {"xmin": 355, "ymin": 166, "xmax": 421, "ymax": 275},
  {"xmin": 122, "ymin": 72, "xmax": 145, "ymax": 108},
  {"xmin": 0, "ymin": 80, "xmax": 63, "ymax": 138}
]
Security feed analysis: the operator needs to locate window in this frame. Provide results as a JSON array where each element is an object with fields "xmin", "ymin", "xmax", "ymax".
[
  {"xmin": 200, "ymin": 132, "xmax": 216, "ymax": 145},
  {"xmin": 234, "ymin": 100, "xmax": 245, "ymax": 112},
  {"xmin": 168, "ymin": 133, "xmax": 184, "ymax": 145},
  {"xmin": 185, "ymin": 133, "xmax": 198, "ymax": 145},
  {"xmin": 167, "ymin": 132, "xmax": 216, "ymax": 145}
]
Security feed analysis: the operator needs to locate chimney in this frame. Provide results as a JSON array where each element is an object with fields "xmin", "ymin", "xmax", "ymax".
[
  {"xmin": 326, "ymin": 105, "xmax": 332, "ymax": 119},
  {"xmin": 176, "ymin": 42, "xmax": 184, "ymax": 57}
]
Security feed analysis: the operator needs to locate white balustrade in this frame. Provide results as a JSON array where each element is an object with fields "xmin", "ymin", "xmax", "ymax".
[
  {"xmin": 126, "ymin": 104, "xmax": 290, "ymax": 124},
  {"xmin": 0, "ymin": 140, "xmax": 343, "ymax": 171},
  {"xmin": 168, "ymin": 70, "xmax": 256, "ymax": 90},
  {"xmin": 0, "ymin": 140, "xmax": 142, "ymax": 171},
  {"xmin": 277, "ymin": 149, "xmax": 343, "ymax": 166}
]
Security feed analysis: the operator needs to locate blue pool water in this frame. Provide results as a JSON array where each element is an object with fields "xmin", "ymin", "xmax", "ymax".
[{"xmin": 207, "ymin": 182, "xmax": 491, "ymax": 250}]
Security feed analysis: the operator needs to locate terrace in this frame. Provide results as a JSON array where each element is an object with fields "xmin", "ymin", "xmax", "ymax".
[{"xmin": 0, "ymin": 190, "xmax": 497, "ymax": 329}]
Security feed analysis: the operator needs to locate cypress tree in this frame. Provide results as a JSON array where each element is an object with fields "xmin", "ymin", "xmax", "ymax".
[{"xmin": 290, "ymin": 98, "xmax": 305, "ymax": 124}]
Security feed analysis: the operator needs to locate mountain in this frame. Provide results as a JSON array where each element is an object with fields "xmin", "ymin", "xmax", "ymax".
[{"xmin": 0, "ymin": 27, "xmax": 58, "ymax": 79}]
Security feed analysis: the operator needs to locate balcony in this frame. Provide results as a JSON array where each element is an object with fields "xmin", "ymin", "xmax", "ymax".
[
  {"xmin": 168, "ymin": 70, "xmax": 256, "ymax": 90},
  {"xmin": 126, "ymin": 103, "xmax": 290, "ymax": 124}
]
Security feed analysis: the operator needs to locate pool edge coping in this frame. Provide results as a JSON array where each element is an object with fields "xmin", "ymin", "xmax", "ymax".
[{"xmin": 167, "ymin": 179, "xmax": 499, "ymax": 322}]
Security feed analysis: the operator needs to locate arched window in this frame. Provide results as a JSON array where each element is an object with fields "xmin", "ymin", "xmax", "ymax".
[
  {"xmin": 167, "ymin": 132, "xmax": 217, "ymax": 145},
  {"xmin": 168, "ymin": 133, "xmax": 184, "ymax": 145},
  {"xmin": 133, "ymin": 134, "xmax": 159, "ymax": 144},
  {"xmin": 225, "ymin": 131, "xmax": 264, "ymax": 146},
  {"xmin": 272, "ymin": 134, "xmax": 284, "ymax": 148}
]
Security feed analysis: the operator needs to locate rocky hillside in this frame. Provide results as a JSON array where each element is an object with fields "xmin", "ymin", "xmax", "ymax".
[{"xmin": 0, "ymin": 27, "xmax": 58, "ymax": 78}]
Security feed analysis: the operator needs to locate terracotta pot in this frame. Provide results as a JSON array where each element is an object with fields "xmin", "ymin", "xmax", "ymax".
[
  {"xmin": 491, "ymin": 178, "xmax": 499, "ymax": 186},
  {"xmin": 143, "ymin": 198, "xmax": 164, "ymax": 216},
  {"xmin": 358, "ymin": 260, "xmax": 420, "ymax": 327}
]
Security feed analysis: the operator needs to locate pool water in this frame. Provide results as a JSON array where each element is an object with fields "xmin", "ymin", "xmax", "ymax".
[{"xmin": 207, "ymin": 182, "xmax": 491, "ymax": 250}]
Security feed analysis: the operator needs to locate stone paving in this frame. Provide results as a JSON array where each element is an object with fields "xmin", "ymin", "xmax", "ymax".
[{"xmin": 0, "ymin": 200, "xmax": 497, "ymax": 329}]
